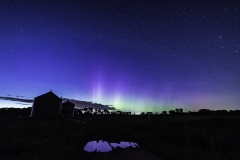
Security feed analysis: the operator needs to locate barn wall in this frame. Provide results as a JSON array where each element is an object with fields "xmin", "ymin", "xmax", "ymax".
[
  {"xmin": 61, "ymin": 104, "xmax": 75, "ymax": 117},
  {"xmin": 31, "ymin": 96, "xmax": 62, "ymax": 117}
]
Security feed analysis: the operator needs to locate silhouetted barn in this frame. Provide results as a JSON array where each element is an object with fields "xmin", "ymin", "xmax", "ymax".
[
  {"xmin": 61, "ymin": 100, "xmax": 75, "ymax": 117},
  {"xmin": 30, "ymin": 91, "xmax": 62, "ymax": 117}
]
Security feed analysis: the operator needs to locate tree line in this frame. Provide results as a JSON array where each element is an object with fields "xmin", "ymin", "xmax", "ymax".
[
  {"xmin": 141, "ymin": 108, "xmax": 240, "ymax": 116},
  {"xmin": 74, "ymin": 108, "xmax": 132, "ymax": 116},
  {"xmin": 0, "ymin": 107, "xmax": 240, "ymax": 116}
]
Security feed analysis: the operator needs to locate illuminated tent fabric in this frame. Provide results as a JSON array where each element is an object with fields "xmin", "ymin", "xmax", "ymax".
[{"xmin": 30, "ymin": 91, "xmax": 62, "ymax": 117}]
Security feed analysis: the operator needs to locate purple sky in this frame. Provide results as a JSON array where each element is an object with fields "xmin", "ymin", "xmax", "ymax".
[{"xmin": 0, "ymin": 0, "xmax": 239, "ymax": 113}]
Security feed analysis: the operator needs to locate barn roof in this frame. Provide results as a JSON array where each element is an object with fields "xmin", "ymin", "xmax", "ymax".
[
  {"xmin": 62, "ymin": 100, "xmax": 75, "ymax": 106},
  {"xmin": 35, "ymin": 90, "xmax": 62, "ymax": 100}
]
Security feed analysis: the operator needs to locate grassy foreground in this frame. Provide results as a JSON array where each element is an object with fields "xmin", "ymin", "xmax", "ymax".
[{"xmin": 0, "ymin": 115, "xmax": 240, "ymax": 160}]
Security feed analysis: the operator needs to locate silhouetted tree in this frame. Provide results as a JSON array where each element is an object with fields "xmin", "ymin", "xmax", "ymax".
[
  {"xmin": 179, "ymin": 108, "xmax": 183, "ymax": 113},
  {"xmin": 199, "ymin": 109, "xmax": 211, "ymax": 115},
  {"xmin": 97, "ymin": 109, "xmax": 102, "ymax": 115},
  {"xmin": 88, "ymin": 108, "xmax": 93, "ymax": 114},
  {"xmin": 140, "ymin": 112, "xmax": 145, "ymax": 115},
  {"xmin": 74, "ymin": 108, "xmax": 82, "ymax": 116},
  {"xmin": 215, "ymin": 110, "xmax": 228, "ymax": 115},
  {"xmin": 103, "ymin": 109, "xmax": 109, "ymax": 115},
  {"xmin": 83, "ymin": 108, "xmax": 88, "ymax": 113},
  {"xmin": 110, "ymin": 111, "xmax": 116, "ymax": 115},
  {"xmin": 116, "ymin": 110, "xmax": 122, "ymax": 115},
  {"xmin": 169, "ymin": 110, "xmax": 176, "ymax": 115},
  {"xmin": 92, "ymin": 108, "xmax": 97, "ymax": 114},
  {"xmin": 162, "ymin": 111, "xmax": 167, "ymax": 115},
  {"xmin": 175, "ymin": 108, "xmax": 180, "ymax": 113}
]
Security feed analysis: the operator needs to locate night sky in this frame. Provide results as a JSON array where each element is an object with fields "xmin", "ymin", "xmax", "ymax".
[{"xmin": 0, "ymin": 0, "xmax": 239, "ymax": 113}]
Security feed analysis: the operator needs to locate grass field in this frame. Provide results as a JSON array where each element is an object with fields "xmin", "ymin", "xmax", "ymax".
[{"xmin": 0, "ymin": 115, "xmax": 240, "ymax": 160}]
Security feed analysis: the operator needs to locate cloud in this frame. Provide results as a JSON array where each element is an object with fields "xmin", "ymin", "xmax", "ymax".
[
  {"xmin": 16, "ymin": 96, "xmax": 25, "ymax": 98},
  {"xmin": 0, "ymin": 96, "xmax": 115, "ymax": 110},
  {"xmin": 62, "ymin": 98, "xmax": 116, "ymax": 110},
  {"xmin": 15, "ymin": 103, "xmax": 31, "ymax": 105},
  {"xmin": 0, "ymin": 96, "xmax": 33, "ymax": 103}
]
